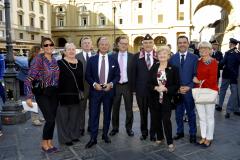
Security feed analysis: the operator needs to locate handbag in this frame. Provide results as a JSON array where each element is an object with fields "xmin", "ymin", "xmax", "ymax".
[
  {"xmin": 61, "ymin": 60, "xmax": 84, "ymax": 101},
  {"xmin": 192, "ymin": 80, "xmax": 218, "ymax": 104}
]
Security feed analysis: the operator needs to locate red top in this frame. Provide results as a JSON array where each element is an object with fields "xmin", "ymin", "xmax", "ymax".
[{"xmin": 195, "ymin": 58, "xmax": 218, "ymax": 91}]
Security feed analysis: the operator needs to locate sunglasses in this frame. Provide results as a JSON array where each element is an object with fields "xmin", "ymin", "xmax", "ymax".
[{"xmin": 43, "ymin": 43, "xmax": 54, "ymax": 47}]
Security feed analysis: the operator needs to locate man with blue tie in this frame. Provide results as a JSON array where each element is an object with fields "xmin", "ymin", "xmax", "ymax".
[
  {"xmin": 169, "ymin": 36, "xmax": 198, "ymax": 143},
  {"xmin": 85, "ymin": 37, "xmax": 120, "ymax": 148}
]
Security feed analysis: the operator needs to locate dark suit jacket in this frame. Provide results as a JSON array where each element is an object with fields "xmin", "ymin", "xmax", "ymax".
[
  {"xmin": 169, "ymin": 52, "xmax": 198, "ymax": 89},
  {"xmin": 112, "ymin": 52, "xmax": 134, "ymax": 90},
  {"xmin": 131, "ymin": 52, "xmax": 158, "ymax": 96},
  {"xmin": 212, "ymin": 50, "xmax": 223, "ymax": 79},
  {"xmin": 85, "ymin": 54, "xmax": 120, "ymax": 97},
  {"xmin": 148, "ymin": 63, "xmax": 180, "ymax": 111}
]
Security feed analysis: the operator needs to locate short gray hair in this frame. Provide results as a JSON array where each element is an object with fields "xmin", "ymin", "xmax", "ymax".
[
  {"xmin": 198, "ymin": 41, "xmax": 212, "ymax": 50},
  {"xmin": 64, "ymin": 43, "xmax": 76, "ymax": 51}
]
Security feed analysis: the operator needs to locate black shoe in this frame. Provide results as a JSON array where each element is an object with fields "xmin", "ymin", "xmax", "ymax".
[
  {"xmin": 190, "ymin": 135, "xmax": 196, "ymax": 143},
  {"xmin": 72, "ymin": 139, "xmax": 80, "ymax": 142},
  {"xmin": 225, "ymin": 113, "xmax": 230, "ymax": 119},
  {"xmin": 65, "ymin": 142, "xmax": 73, "ymax": 146},
  {"xmin": 140, "ymin": 135, "xmax": 148, "ymax": 140},
  {"xmin": 215, "ymin": 106, "xmax": 222, "ymax": 112},
  {"xmin": 102, "ymin": 135, "xmax": 111, "ymax": 143},
  {"xmin": 80, "ymin": 129, "xmax": 85, "ymax": 136},
  {"xmin": 173, "ymin": 133, "xmax": 184, "ymax": 140},
  {"xmin": 126, "ymin": 130, "xmax": 134, "ymax": 137},
  {"xmin": 85, "ymin": 139, "xmax": 97, "ymax": 149},
  {"xmin": 150, "ymin": 136, "xmax": 156, "ymax": 141},
  {"xmin": 109, "ymin": 129, "xmax": 119, "ymax": 136},
  {"xmin": 234, "ymin": 112, "xmax": 240, "ymax": 116},
  {"xmin": 202, "ymin": 141, "xmax": 212, "ymax": 148}
]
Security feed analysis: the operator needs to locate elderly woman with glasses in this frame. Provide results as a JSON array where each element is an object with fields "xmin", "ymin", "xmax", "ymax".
[
  {"xmin": 25, "ymin": 37, "xmax": 59, "ymax": 153},
  {"xmin": 193, "ymin": 41, "xmax": 218, "ymax": 147}
]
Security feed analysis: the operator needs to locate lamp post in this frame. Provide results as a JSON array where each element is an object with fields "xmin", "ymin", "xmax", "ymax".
[
  {"xmin": 0, "ymin": 0, "xmax": 30, "ymax": 125},
  {"xmin": 112, "ymin": 6, "xmax": 117, "ymax": 52}
]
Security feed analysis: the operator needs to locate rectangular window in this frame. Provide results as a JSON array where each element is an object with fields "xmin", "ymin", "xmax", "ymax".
[
  {"xmin": 18, "ymin": 15, "xmax": 23, "ymax": 26},
  {"xmin": 158, "ymin": 14, "xmax": 163, "ymax": 23},
  {"xmin": 119, "ymin": 18, "xmax": 123, "ymax": 24},
  {"xmin": 31, "ymin": 34, "xmax": 34, "ymax": 40},
  {"xmin": 19, "ymin": 33, "xmax": 23, "ymax": 39},
  {"xmin": 178, "ymin": 12, "xmax": 184, "ymax": 20},
  {"xmin": 18, "ymin": 0, "xmax": 23, "ymax": 8},
  {"xmin": 138, "ymin": 15, "xmax": 143, "ymax": 24},
  {"xmin": 39, "ymin": 4, "xmax": 44, "ymax": 14},
  {"xmin": 40, "ymin": 20, "xmax": 44, "ymax": 29},
  {"xmin": 138, "ymin": 2, "xmax": 142, "ymax": 8},
  {"xmin": 30, "ymin": 0, "xmax": 34, "ymax": 11},
  {"xmin": 81, "ymin": 17, "xmax": 87, "ymax": 26},
  {"xmin": 30, "ymin": 17, "xmax": 34, "ymax": 27},
  {"xmin": 100, "ymin": 17, "xmax": 105, "ymax": 26},
  {"xmin": 58, "ymin": 19, "xmax": 64, "ymax": 27},
  {"xmin": 180, "ymin": 0, "xmax": 184, "ymax": 5},
  {"xmin": 0, "ymin": 10, "xmax": 3, "ymax": 22}
]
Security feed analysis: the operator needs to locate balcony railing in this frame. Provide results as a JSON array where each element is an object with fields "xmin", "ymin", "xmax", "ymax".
[{"xmin": 26, "ymin": 26, "xmax": 41, "ymax": 33}]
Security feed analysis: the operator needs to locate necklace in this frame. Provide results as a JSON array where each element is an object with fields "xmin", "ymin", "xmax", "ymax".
[{"xmin": 64, "ymin": 58, "xmax": 78, "ymax": 69}]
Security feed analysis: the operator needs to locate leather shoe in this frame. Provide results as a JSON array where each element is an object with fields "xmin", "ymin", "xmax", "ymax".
[
  {"xmin": 65, "ymin": 142, "xmax": 73, "ymax": 146},
  {"xmin": 109, "ymin": 129, "xmax": 119, "ymax": 136},
  {"xmin": 126, "ymin": 130, "xmax": 134, "ymax": 137},
  {"xmin": 190, "ymin": 135, "xmax": 196, "ymax": 143},
  {"xmin": 173, "ymin": 133, "xmax": 184, "ymax": 140},
  {"xmin": 102, "ymin": 135, "xmax": 111, "ymax": 143},
  {"xmin": 85, "ymin": 139, "xmax": 97, "ymax": 149},
  {"xmin": 140, "ymin": 135, "xmax": 147, "ymax": 140},
  {"xmin": 225, "ymin": 113, "xmax": 230, "ymax": 119},
  {"xmin": 234, "ymin": 112, "xmax": 240, "ymax": 116},
  {"xmin": 215, "ymin": 105, "xmax": 222, "ymax": 112}
]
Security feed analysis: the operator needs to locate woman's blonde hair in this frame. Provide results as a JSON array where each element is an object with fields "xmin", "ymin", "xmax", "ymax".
[{"xmin": 156, "ymin": 45, "xmax": 171, "ymax": 56}]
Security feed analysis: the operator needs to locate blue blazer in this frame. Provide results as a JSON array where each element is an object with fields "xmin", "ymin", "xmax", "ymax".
[
  {"xmin": 169, "ymin": 52, "xmax": 198, "ymax": 88},
  {"xmin": 85, "ymin": 54, "xmax": 120, "ymax": 96}
]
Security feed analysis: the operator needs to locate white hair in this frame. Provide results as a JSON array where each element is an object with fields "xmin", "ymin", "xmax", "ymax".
[{"xmin": 64, "ymin": 43, "xmax": 76, "ymax": 51}]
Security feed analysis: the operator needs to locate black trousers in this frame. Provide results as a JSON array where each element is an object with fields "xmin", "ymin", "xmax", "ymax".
[
  {"xmin": 152, "ymin": 104, "xmax": 173, "ymax": 145},
  {"xmin": 56, "ymin": 104, "xmax": 81, "ymax": 144},
  {"xmin": 35, "ymin": 93, "xmax": 58, "ymax": 140},
  {"xmin": 136, "ymin": 95, "xmax": 155, "ymax": 137},
  {"xmin": 111, "ymin": 83, "xmax": 133, "ymax": 131}
]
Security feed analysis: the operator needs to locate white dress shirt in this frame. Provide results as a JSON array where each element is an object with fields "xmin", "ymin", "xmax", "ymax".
[
  {"xmin": 98, "ymin": 53, "xmax": 109, "ymax": 84},
  {"xmin": 145, "ymin": 50, "xmax": 154, "ymax": 68},
  {"xmin": 179, "ymin": 51, "xmax": 188, "ymax": 62},
  {"xmin": 83, "ymin": 51, "xmax": 92, "ymax": 61},
  {"xmin": 118, "ymin": 51, "xmax": 128, "ymax": 83}
]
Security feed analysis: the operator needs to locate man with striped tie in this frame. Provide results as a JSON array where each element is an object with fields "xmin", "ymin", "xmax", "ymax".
[{"xmin": 132, "ymin": 34, "xmax": 158, "ymax": 141}]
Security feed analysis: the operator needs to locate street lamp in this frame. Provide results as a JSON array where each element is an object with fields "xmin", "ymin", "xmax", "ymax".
[
  {"xmin": 0, "ymin": 0, "xmax": 30, "ymax": 124},
  {"xmin": 112, "ymin": 5, "xmax": 117, "ymax": 52}
]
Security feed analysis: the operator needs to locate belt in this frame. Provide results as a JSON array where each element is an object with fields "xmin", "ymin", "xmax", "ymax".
[{"xmin": 117, "ymin": 82, "xmax": 128, "ymax": 85}]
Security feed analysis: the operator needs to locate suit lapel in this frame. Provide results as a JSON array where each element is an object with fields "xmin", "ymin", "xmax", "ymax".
[
  {"xmin": 107, "ymin": 55, "xmax": 112, "ymax": 82},
  {"xmin": 95, "ymin": 55, "xmax": 100, "ymax": 82}
]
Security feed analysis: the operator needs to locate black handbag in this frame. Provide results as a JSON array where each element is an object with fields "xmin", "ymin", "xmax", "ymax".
[
  {"xmin": 171, "ymin": 93, "xmax": 182, "ymax": 107},
  {"xmin": 32, "ymin": 80, "xmax": 44, "ymax": 95}
]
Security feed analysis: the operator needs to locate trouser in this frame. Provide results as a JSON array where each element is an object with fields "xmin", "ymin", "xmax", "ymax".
[
  {"xmin": 56, "ymin": 104, "xmax": 81, "ymax": 144},
  {"xmin": 111, "ymin": 83, "xmax": 133, "ymax": 131},
  {"xmin": 90, "ymin": 91, "xmax": 113, "ymax": 140},
  {"xmin": 196, "ymin": 103, "xmax": 215, "ymax": 140},
  {"xmin": 136, "ymin": 95, "xmax": 155, "ymax": 137},
  {"xmin": 152, "ymin": 106, "xmax": 173, "ymax": 145},
  {"xmin": 218, "ymin": 78, "xmax": 230, "ymax": 107},
  {"xmin": 35, "ymin": 94, "xmax": 58, "ymax": 140},
  {"xmin": 226, "ymin": 83, "xmax": 240, "ymax": 113},
  {"xmin": 175, "ymin": 93, "xmax": 197, "ymax": 135}
]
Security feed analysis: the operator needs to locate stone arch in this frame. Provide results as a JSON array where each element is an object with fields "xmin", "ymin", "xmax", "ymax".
[
  {"xmin": 58, "ymin": 37, "xmax": 67, "ymax": 48},
  {"xmin": 133, "ymin": 36, "xmax": 144, "ymax": 53}
]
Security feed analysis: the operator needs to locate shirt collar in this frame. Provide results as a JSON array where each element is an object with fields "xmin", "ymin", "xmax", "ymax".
[
  {"xmin": 139, "ymin": 49, "xmax": 157, "ymax": 59},
  {"xmin": 179, "ymin": 51, "xmax": 187, "ymax": 56}
]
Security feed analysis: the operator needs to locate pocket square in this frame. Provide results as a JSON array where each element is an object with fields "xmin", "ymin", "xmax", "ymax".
[{"xmin": 112, "ymin": 65, "xmax": 115, "ymax": 68}]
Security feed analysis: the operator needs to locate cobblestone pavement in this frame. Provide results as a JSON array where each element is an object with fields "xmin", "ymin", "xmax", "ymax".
[{"xmin": 1, "ymin": 91, "xmax": 240, "ymax": 160}]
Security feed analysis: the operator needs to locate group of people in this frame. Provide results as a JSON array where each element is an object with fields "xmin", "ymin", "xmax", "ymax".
[{"xmin": 16, "ymin": 33, "xmax": 239, "ymax": 153}]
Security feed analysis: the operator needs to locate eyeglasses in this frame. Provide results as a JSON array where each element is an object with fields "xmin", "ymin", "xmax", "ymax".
[{"xmin": 43, "ymin": 43, "xmax": 54, "ymax": 47}]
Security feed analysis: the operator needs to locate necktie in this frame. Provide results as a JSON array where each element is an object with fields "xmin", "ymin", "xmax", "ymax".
[
  {"xmin": 119, "ymin": 53, "xmax": 124, "ymax": 83},
  {"xmin": 146, "ymin": 53, "xmax": 151, "ymax": 70},
  {"xmin": 86, "ymin": 53, "xmax": 89, "ymax": 61},
  {"xmin": 180, "ymin": 54, "xmax": 185, "ymax": 67},
  {"xmin": 99, "ymin": 56, "xmax": 105, "ymax": 84}
]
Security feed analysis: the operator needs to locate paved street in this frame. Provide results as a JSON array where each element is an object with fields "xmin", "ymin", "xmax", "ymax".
[{"xmin": 1, "ymin": 91, "xmax": 240, "ymax": 160}]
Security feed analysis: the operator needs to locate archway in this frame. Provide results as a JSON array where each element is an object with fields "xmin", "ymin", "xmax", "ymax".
[
  {"xmin": 133, "ymin": 36, "xmax": 144, "ymax": 53},
  {"xmin": 154, "ymin": 36, "xmax": 167, "ymax": 50},
  {"xmin": 58, "ymin": 38, "xmax": 67, "ymax": 48}
]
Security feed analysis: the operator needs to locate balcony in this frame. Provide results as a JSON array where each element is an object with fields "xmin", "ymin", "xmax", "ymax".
[{"xmin": 26, "ymin": 26, "xmax": 41, "ymax": 33}]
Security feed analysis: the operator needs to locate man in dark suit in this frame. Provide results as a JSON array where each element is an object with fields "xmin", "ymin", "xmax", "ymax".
[
  {"xmin": 85, "ymin": 37, "xmax": 120, "ymax": 148},
  {"xmin": 169, "ymin": 36, "xmax": 198, "ymax": 143},
  {"xmin": 76, "ymin": 36, "xmax": 95, "ymax": 135},
  {"xmin": 209, "ymin": 39, "xmax": 223, "ymax": 81},
  {"xmin": 132, "ymin": 34, "xmax": 158, "ymax": 141},
  {"xmin": 109, "ymin": 36, "xmax": 134, "ymax": 137}
]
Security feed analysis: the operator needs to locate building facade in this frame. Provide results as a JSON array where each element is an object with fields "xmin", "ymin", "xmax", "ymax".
[
  {"xmin": 51, "ymin": 0, "xmax": 193, "ymax": 53},
  {"xmin": 0, "ymin": 0, "xmax": 51, "ymax": 53}
]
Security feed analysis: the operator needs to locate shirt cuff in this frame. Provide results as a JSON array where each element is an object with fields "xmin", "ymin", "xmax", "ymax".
[
  {"xmin": 110, "ymin": 82, "xmax": 113, "ymax": 88},
  {"xmin": 93, "ymin": 82, "xmax": 97, "ymax": 88}
]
